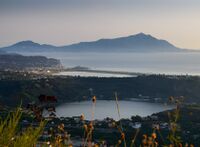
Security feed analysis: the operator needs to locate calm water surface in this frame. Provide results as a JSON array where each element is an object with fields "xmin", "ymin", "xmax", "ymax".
[
  {"xmin": 53, "ymin": 71, "xmax": 133, "ymax": 77},
  {"xmin": 22, "ymin": 52, "xmax": 200, "ymax": 75},
  {"xmin": 55, "ymin": 100, "xmax": 174, "ymax": 120}
]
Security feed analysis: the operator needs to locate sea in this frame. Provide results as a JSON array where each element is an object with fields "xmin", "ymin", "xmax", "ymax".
[{"xmin": 22, "ymin": 51, "xmax": 200, "ymax": 76}]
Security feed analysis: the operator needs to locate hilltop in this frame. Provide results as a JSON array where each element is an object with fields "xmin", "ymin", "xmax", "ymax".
[{"xmin": 0, "ymin": 54, "xmax": 62, "ymax": 70}]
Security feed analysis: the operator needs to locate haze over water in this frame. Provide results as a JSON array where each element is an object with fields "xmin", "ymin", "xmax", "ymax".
[{"xmin": 22, "ymin": 52, "xmax": 200, "ymax": 76}]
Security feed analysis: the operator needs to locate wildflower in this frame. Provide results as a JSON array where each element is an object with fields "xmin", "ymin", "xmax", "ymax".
[
  {"xmin": 155, "ymin": 125, "xmax": 160, "ymax": 130},
  {"xmin": 121, "ymin": 132, "xmax": 125, "ymax": 140},
  {"xmin": 46, "ymin": 141, "xmax": 50, "ymax": 145},
  {"xmin": 143, "ymin": 134, "xmax": 147, "ymax": 139},
  {"xmin": 169, "ymin": 96, "xmax": 174, "ymax": 102},
  {"xmin": 170, "ymin": 122, "xmax": 177, "ymax": 131},
  {"xmin": 92, "ymin": 96, "xmax": 96, "ymax": 103},
  {"xmin": 169, "ymin": 96, "xmax": 174, "ymax": 101},
  {"xmin": 118, "ymin": 139, "xmax": 122, "ymax": 144},
  {"xmin": 64, "ymin": 132, "xmax": 69, "ymax": 139},
  {"xmin": 83, "ymin": 124, "xmax": 88, "ymax": 131},
  {"xmin": 148, "ymin": 137, "xmax": 152, "ymax": 141},
  {"xmin": 142, "ymin": 139, "xmax": 147, "ymax": 145},
  {"xmin": 60, "ymin": 123, "xmax": 64, "ymax": 129},
  {"xmin": 88, "ymin": 122, "xmax": 94, "ymax": 130},
  {"xmin": 88, "ymin": 122, "xmax": 92, "ymax": 128},
  {"xmin": 56, "ymin": 135, "xmax": 62, "ymax": 143},
  {"xmin": 112, "ymin": 121, "xmax": 116, "ymax": 127},
  {"xmin": 58, "ymin": 123, "xmax": 65, "ymax": 132},
  {"xmin": 80, "ymin": 113, "xmax": 85, "ymax": 121},
  {"xmin": 147, "ymin": 140, "xmax": 153, "ymax": 146},
  {"xmin": 151, "ymin": 132, "xmax": 157, "ymax": 139},
  {"xmin": 11, "ymin": 137, "xmax": 15, "ymax": 141},
  {"xmin": 101, "ymin": 140, "xmax": 105, "ymax": 145},
  {"xmin": 185, "ymin": 143, "xmax": 189, "ymax": 147},
  {"xmin": 178, "ymin": 143, "xmax": 183, "ymax": 147},
  {"xmin": 154, "ymin": 141, "xmax": 158, "ymax": 147}
]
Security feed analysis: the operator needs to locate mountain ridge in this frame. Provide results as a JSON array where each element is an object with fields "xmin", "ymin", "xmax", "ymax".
[{"xmin": 0, "ymin": 33, "xmax": 192, "ymax": 52}]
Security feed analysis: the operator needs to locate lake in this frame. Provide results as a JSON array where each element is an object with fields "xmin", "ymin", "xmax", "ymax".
[
  {"xmin": 55, "ymin": 100, "xmax": 174, "ymax": 120},
  {"xmin": 22, "ymin": 52, "xmax": 200, "ymax": 76}
]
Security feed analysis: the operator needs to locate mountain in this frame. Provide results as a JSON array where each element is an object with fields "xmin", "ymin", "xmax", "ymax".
[
  {"xmin": 0, "ymin": 54, "xmax": 62, "ymax": 70},
  {"xmin": 0, "ymin": 50, "xmax": 7, "ymax": 54},
  {"xmin": 1, "ymin": 40, "xmax": 57, "ymax": 52},
  {"xmin": 61, "ymin": 33, "xmax": 184, "ymax": 52},
  {"xmin": 0, "ymin": 33, "xmax": 188, "ymax": 52}
]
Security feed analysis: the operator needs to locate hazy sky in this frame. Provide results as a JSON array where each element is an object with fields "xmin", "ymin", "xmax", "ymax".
[{"xmin": 1, "ymin": 0, "xmax": 200, "ymax": 49}]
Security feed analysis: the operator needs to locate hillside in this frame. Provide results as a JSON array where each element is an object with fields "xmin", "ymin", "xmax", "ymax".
[
  {"xmin": 0, "ymin": 50, "xmax": 6, "ymax": 54},
  {"xmin": 0, "ymin": 33, "xmax": 189, "ymax": 53},
  {"xmin": 0, "ymin": 54, "xmax": 62, "ymax": 70},
  {"xmin": 1, "ymin": 74, "xmax": 200, "ymax": 106}
]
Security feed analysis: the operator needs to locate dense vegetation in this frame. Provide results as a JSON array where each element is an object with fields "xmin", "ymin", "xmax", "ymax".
[
  {"xmin": 1, "ymin": 73, "xmax": 200, "ymax": 106},
  {"xmin": 0, "ymin": 71, "xmax": 200, "ymax": 146}
]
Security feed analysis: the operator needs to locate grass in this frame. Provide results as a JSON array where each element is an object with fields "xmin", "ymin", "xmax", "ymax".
[{"xmin": 0, "ymin": 107, "xmax": 45, "ymax": 147}]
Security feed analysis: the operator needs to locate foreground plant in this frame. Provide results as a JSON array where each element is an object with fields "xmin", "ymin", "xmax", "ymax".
[
  {"xmin": 0, "ymin": 107, "xmax": 45, "ymax": 147},
  {"xmin": 82, "ymin": 95, "xmax": 96, "ymax": 147},
  {"xmin": 166, "ymin": 96, "xmax": 183, "ymax": 146},
  {"xmin": 115, "ymin": 92, "xmax": 127, "ymax": 147}
]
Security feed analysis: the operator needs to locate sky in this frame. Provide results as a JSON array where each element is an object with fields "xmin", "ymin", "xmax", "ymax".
[{"xmin": 0, "ymin": 0, "xmax": 200, "ymax": 49}]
